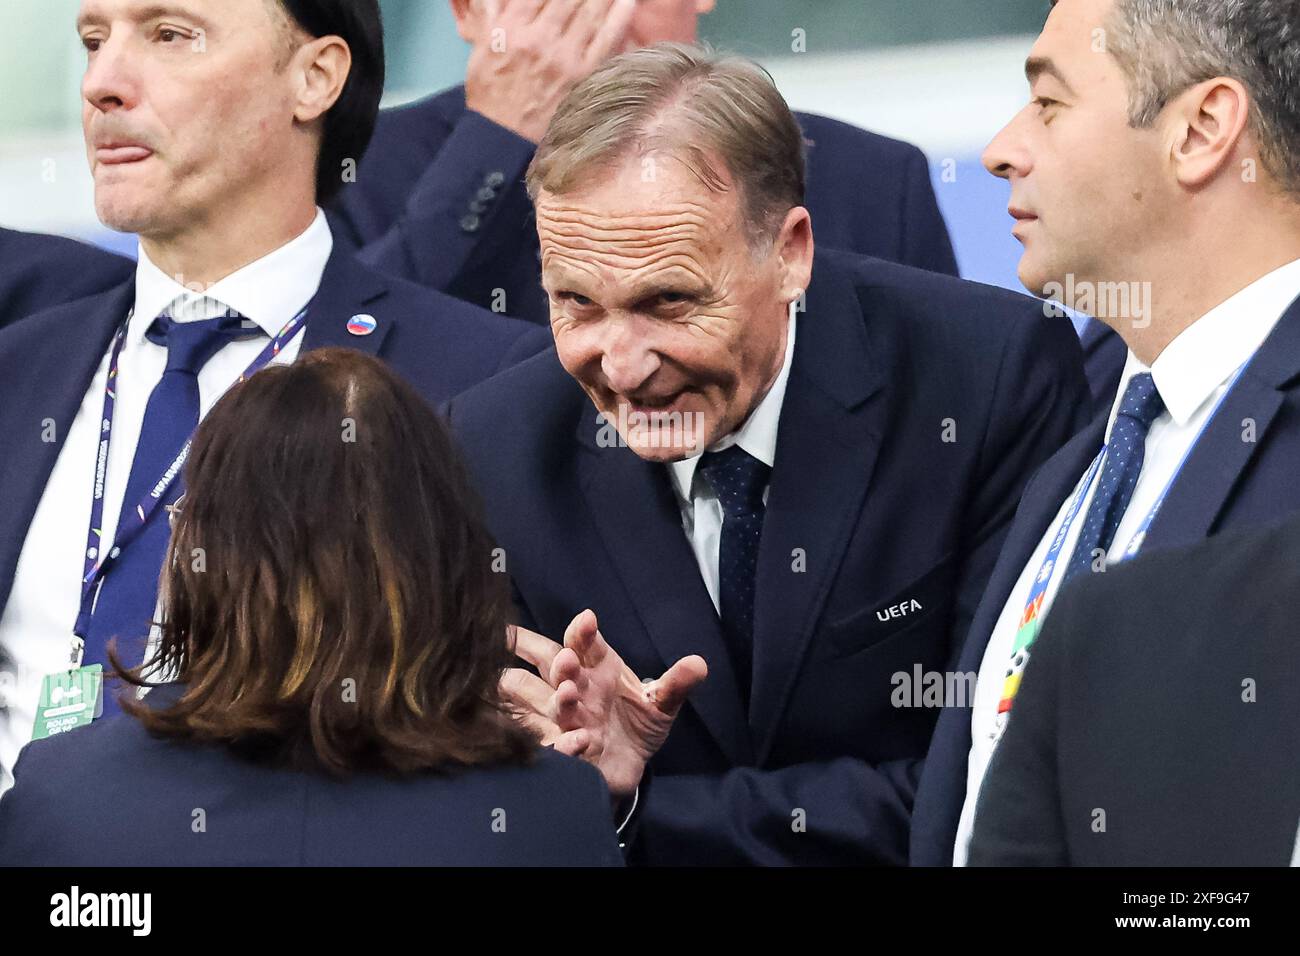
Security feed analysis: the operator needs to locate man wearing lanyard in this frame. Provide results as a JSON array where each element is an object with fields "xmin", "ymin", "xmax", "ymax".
[
  {"xmin": 965, "ymin": 499, "xmax": 1300, "ymax": 865},
  {"xmin": 910, "ymin": 0, "xmax": 1300, "ymax": 866},
  {"xmin": 0, "ymin": 0, "xmax": 545, "ymax": 793}
]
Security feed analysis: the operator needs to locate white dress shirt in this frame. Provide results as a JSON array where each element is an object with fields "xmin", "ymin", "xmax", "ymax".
[
  {"xmin": 0, "ymin": 210, "xmax": 331, "ymax": 793},
  {"xmin": 667, "ymin": 312, "xmax": 797, "ymax": 611},
  {"xmin": 953, "ymin": 257, "xmax": 1300, "ymax": 865}
]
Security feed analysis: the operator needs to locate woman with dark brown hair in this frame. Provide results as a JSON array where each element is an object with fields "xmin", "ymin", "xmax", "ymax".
[{"xmin": 0, "ymin": 348, "xmax": 622, "ymax": 866}]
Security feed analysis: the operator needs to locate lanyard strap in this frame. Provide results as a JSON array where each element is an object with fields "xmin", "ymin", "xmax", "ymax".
[
  {"xmin": 1012, "ymin": 360, "xmax": 1252, "ymax": 656},
  {"xmin": 1010, "ymin": 449, "xmax": 1105, "ymax": 654},
  {"xmin": 75, "ymin": 307, "xmax": 309, "ymax": 637}
]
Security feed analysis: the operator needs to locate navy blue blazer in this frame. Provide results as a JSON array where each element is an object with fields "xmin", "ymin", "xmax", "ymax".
[
  {"xmin": 911, "ymin": 291, "xmax": 1300, "ymax": 866},
  {"xmin": 448, "ymin": 248, "xmax": 1090, "ymax": 865},
  {"xmin": 329, "ymin": 86, "xmax": 959, "ymax": 325},
  {"xmin": 0, "ymin": 227, "xmax": 134, "ymax": 329},
  {"xmin": 0, "ymin": 248, "xmax": 547, "ymax": 695},
  {"xmin": 0, "ymin": 683, "xmax": 623, "ymax": 866}
]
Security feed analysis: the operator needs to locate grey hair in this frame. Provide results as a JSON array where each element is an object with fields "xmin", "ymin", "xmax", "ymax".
[
  {"xmin": 1090, "ymin": 0, "xmax": 1300, "ymax": 197},
  {"xmin": 525, "ymin": 43, "xmax": 807, "ymax": 251}
]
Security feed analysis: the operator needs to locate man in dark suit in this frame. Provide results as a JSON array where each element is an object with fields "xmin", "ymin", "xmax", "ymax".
[
  {"xmin": 0, "ymin": 228, "xmax": 133, "ymax": 328},
  {"xmin": 449, "ymin": 45, "xmax": 1090, "ymax": 865},
  {"xmin": 328, "ymin": 0, "xmax": 959, "ymax": 326},
  {"xmin": 0, "ymin": 0, "xmax": 542, "ymax": 791},
  {"xmin": 910, "ymin": 0, "xmax": 1300, "ymax": 866},
  {"xmin": 968, "ymin": 513, "xmax": 1300, "ymax": 866}
]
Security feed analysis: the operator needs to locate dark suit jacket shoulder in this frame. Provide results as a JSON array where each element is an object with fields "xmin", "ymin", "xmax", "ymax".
[
  {"xmin": 825, "ymin": 249, "xmax": 1060, "ymax": 342},
  {"xmin": 797, "ymin": 112, "xmax": 957, "ymax": 276},
  {"xmin": 327, "ymin": 253, "xmax": 550, "ymax": 397},
  {"xmin": 0, "ymin": 686, "xmax": 623, "ymax": 866},
  {"xmin": 968, "ymin": 513, "xmax": 1300, "ymax": 866},
  {"xmin": 329, "ymin": 88, "xmax": 481, "ymax": 250},
  {"xmin": 808, "ymin": 251, "xmax": 1090, "ymax": 441},
  {"xmin": 0, "ymin": 228, "xmax": 134, "ymax": 329}
]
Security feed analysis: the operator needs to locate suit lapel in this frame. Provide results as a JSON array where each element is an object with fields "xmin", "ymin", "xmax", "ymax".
[
  {"xmin": 747, "ymin": 264, "xmax": 885, "ymax": 759},
  {"xmin": 300, "ymin": 248, "xmax": 394, "ymax": 358},
  {"xmin": 575, "ymin": 406, "xmax": 755, "ymax": 766},
  {"xmin": 0, "ymin": 282, "xmax": 132, "ymax": 613},
  {"xmin": 1146, "ymin": 295, "xmax": 1300, "ymax": 549}
]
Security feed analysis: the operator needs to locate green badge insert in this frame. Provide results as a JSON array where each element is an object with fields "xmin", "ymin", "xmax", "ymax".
[{"xmin": 33, "ymin": 665, "xmax": 103, "ymax": 741}]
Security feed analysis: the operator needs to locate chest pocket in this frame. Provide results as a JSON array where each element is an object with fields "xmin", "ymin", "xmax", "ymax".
[{"xmin": 820, "ymin": 552, "xmax": 957, "ymax": 660}]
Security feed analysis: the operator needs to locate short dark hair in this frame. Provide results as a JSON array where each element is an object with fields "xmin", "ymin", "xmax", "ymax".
[
  {"xmin": 112, "ymin": 348, "xmax": 535, "ymax": 776},
  {"xmin": 1052, "ymin": 0, "xmax": 1300, "ymax": 199},
  {"xmin": 277, "ymin": 0, "xmax": 386, "ymax": 205}
]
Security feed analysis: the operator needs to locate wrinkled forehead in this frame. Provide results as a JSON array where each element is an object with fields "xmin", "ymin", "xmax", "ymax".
[{"xmin": 534, "ymin": 170, "xmax": 743, "ymax": 279}]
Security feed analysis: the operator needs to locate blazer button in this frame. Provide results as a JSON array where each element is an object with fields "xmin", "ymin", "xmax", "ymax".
[
  {"xmin": 469, "ymin": 199, "xmax": 488, "ymax": 214},
  {"xmin": 460, "ymin": 213, "xmax": 481, "ymax": 233},
  {"xmin": 485, "ymin": 171, "xmax": 506, "ymax": 188},
  {"xmin": 476, "ymin": 185, "xmax": 498, "ymax": 203}
]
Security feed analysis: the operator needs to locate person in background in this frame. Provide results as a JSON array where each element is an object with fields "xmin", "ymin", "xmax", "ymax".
[
  {"xmin": 0, "ymin": 348, "xmax": 622, "ymax": 867},
  {"xmin": 450, "ymin": 44, "xmax": 1090, "ymax": 866},
  {"xmin": 329, "ymin": 0, "xmax": 959, "ymax": 325},
  {"xmin": 911, "ymin": 0, "xmax": 1300, "ymax": 867},
  {"xmin": 0, "ymin": 226, "xmax": 133, "ymax": 329},
  {"xmin": 0, "ymin": 0, "xmax": 544, "ymax": 794}
]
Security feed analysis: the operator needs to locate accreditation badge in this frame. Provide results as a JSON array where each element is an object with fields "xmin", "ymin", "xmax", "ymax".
[{"xmin": 32, "ymin": 665, "xmax": 104, "ymax": 740}]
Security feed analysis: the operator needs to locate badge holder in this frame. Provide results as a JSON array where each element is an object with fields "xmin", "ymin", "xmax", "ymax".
[{"xmin": 33, "ymin": 638, "xmax": 104, "ymax": 741}]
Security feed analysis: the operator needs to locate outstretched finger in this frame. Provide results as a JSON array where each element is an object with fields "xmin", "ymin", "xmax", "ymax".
[
  {"xmin": 549, "ymin": 644, "xmax": 587, "ymax": 692},
  {"xmin": 563, "ymin": 608, "xmax": 609, "ymax": 667},
  {"xmin": 509, "ymin": 624, "xmax": 563, "ymax": 678},
  {"xmin": 647, "ymin": 655, "xmax": 709, "ymax": 716}
]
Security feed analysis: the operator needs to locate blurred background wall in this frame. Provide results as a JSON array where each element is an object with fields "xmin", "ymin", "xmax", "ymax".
[{"xmin": 0, "ymin": 0, "xmax": 1049, "ymax": 291}]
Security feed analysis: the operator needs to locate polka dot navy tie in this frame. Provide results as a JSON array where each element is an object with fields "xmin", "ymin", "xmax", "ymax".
[
  {"xmin": 698, "ymin": 445, "xmax": 771, "ymax": 708},
  {"xmin": 1063, "ymin": 371, "xmax": 1166, "ymax": 583}
]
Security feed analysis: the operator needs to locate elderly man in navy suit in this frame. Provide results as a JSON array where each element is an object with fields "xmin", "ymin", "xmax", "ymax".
[
  {"xmin": 329, "ymin": 0, "xmax": 959, "ymax": 326},
  {"xmin": 449, "ymin": 45, "xmax": 1091, "ymax": 865},
  {"xmin": 911, "ymin": 0, "xmax": 1300, "ymax": 867},
  {"xmin": 0, "ymin": 228, "xmax": 133, "ymax": 329},
  {"xmin": 0, "ymin": 0, "xmax": 544, "ymax": 793}
]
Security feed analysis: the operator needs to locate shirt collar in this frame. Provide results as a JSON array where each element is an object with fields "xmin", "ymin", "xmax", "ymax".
[
  {"xmin": 129, "ymin": 208, "xmax": 333, "ymax": 342},
  {"xmin": 668, "ymin": 310, "xmax": 797, "ymax": 503},
  {"xmin": 1107, "ymin": 257, "xmax": 1300, "ymax": 432}
]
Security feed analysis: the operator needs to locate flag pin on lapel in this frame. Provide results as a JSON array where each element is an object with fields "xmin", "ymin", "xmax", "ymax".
[{"xmin": 347, "ymin": 314, "xmax": 377, "ymax": 336}]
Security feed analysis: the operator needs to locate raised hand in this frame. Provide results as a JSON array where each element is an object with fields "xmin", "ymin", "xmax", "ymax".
[
  {"xmin": 464, "ymin": 0, "xmax": 637, "ymax": 144},
  {"xmin": 510, "ymin": 609, "xmax": 707, "ymax": 797}
]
